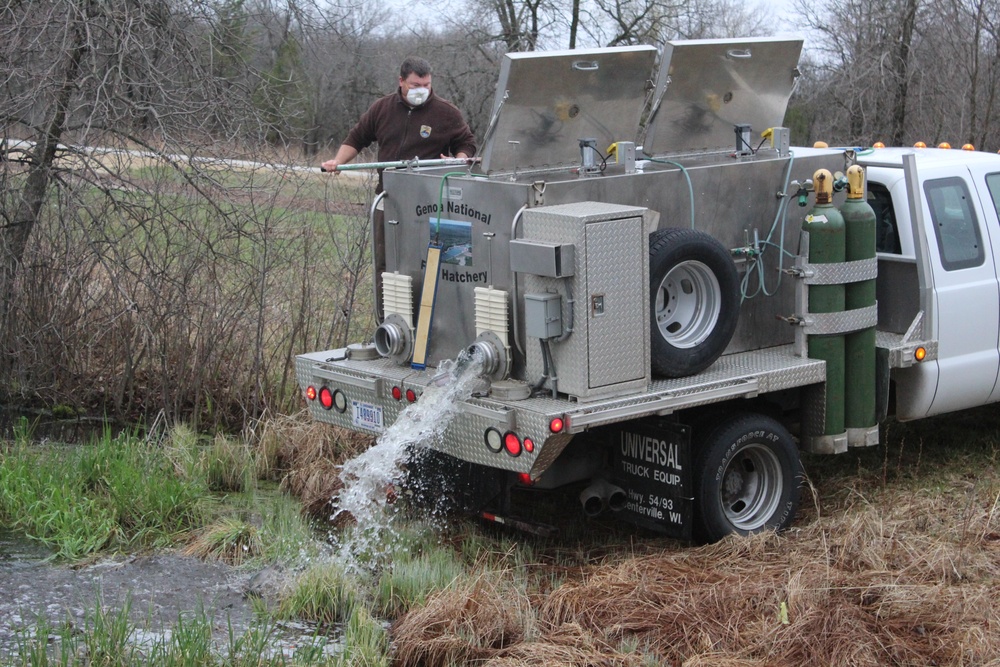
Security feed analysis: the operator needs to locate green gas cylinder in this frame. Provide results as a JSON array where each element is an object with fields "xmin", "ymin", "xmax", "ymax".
[
  {"xmin": 840, "ymin": 165, "xmax": 878, "ymax": 446},
  {"xmin": 803, "ymin": 169, "xmax": 846, "ymax": 437}
]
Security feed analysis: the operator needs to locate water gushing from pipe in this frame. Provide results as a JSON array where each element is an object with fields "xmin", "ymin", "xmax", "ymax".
[{"xmin": 330, "ymin": 349, "xmax": 485, "ymax": 570}]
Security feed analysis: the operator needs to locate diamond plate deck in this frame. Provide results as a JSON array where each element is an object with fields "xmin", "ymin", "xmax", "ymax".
[{"xmin": 296, "ymin": 344, "xmax": 825, "ymax": 475}]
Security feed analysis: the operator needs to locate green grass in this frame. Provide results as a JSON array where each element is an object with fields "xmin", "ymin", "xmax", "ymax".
[
  {"xmin": 0, "ymin": 430, "xmax": 206, "ymax": 559},
  {"xmin": 12, "ymin": 598, "xmax": 343, "ymax": 666},
  {"xmin": 375, "ymin": 542, "xmax": 467, "ymax": 618},
  {"xmin": 276, "ymin": 561, "xmax": 361, "ymax": 626},
  {"xmin": 336, "ymin": 605, "xmax": 389, "ymax": 667},
  {"xmin": 0, "ymin": 422, "xmax": 319, "ymax": 563}
]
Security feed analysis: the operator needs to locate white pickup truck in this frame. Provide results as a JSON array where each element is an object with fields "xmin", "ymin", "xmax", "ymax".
[{"xmin": 296, "ymin": 38, "xmax": 1000, "ymax": 541}]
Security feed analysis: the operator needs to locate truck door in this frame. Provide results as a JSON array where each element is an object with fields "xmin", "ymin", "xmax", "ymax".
[
  {"xmin": 967, "ymin": 164, "xmax": 1000, "ymax": 405},
  {"xmin": 922, "ymin": 167, "xmax": 1000, "ymax": 416}
]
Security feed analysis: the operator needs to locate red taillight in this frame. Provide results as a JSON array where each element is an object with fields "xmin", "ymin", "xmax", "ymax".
[
  {"xmin": 391, "ymin": 386, "xmax": 402, "ymax": 401},
  {"xmin": 503, "ymin": 432, "xmax": 522, "ymax": 457},
  {"xmin": 549, "ymin": 417, "xmax": 564, "ymax": 433},
  {"xmin": 318, "ymin": 387, "xmax": 334, "ymax": 410},
  {"xmin": 517, "ymin": 472, "xmax": 533, "ymax": 486},
  {"xmin": 405, "ymin": 388, "xmax": 417, "ymax": 402},
  {"xmin": 305, "ymin": 386, "xmax": 317, "ymax": 401},
  {"xmin": 523, "ymin": 437, "xmax": 535, "ymax": 453}
]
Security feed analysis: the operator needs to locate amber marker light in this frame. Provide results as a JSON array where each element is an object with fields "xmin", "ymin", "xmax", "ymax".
[
  {"xmin": 938, "ymin": 142, "xmax": 951, "ymax": 149},
  {"xmin": 914, "ymin": 347, "xmax": 927, "ymax": 362},
  {"xmin": 305, "ymin": 386, "xmax": 317, "ymax": 401},
  {"xmin": 914, "ymin": 141, "xmax": 927, "ymax": 148},
  {"xmin": 873, "ymin": 141, "xmax": 885, "ymax": 148},
  {"xmin": 963, "ymin": 144, "xmax": 975, "ymax": 151}
]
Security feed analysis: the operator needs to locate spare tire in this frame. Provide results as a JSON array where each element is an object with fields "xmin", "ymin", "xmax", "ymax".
[{"xmin": 649, "ymin": 227, "xmax": 740, "ymax": 377}]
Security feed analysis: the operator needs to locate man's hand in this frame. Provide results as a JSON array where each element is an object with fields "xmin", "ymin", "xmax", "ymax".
[{"xmin": 320, "ymin": 159, "xmax": 340, "ymax": 173}]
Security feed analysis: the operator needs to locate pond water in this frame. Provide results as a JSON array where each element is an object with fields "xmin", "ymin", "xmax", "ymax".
[{"xmin": 0, "ymin": 531, "xmax": 338, "ymax": 661}]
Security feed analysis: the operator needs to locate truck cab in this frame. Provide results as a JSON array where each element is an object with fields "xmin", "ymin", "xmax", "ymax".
[{"xmin": 864, "ymin": 149, "xmax": 1000, "ymax": 419}]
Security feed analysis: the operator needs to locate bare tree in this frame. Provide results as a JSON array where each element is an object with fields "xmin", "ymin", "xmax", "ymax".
[
  {"xmin": 915, "ymin": 0, "xmax": 1000, "ymax": 149},
  {"xmin": 792, "ymin": 0, "xmax": 926, "ymax": 146},
  {"xmin": 0, "ymin": 0, "xmax": 373, "ymax": 428}
]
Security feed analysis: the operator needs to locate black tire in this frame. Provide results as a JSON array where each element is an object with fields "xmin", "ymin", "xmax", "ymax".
[
  {"xmin": 649, "ymin": 228, "xmax": 740, "ymax": 377},
  {"xmin": 693, "ymin": 412, "xmax": 802, "ymax": 543}
]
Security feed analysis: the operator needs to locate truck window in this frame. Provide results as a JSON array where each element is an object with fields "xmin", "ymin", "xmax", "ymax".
[
  {"xmin": 869, "ymin": 182, "xmax": 901, "ymax": 254},
  {"xmin": 924, "ymin": 177, "xmax": 984, "ymax": 270},
  {"xmin": 984, "ymin": 172, "xmax": 1000, "ymax": 221}
]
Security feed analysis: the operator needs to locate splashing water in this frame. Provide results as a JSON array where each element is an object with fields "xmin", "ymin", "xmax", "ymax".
[{"xmin": 331, "ymin": 349, "xmax": 486, "ymax": 568}]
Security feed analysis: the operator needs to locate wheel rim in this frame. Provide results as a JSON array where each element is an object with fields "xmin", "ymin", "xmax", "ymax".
[
  {"xmin": 720, "ymin": 443, "xmax": 783, "ymax": 531},
  {"xmin": 654, "ymin": 260, "xmax": 721, "ymax": 348}
]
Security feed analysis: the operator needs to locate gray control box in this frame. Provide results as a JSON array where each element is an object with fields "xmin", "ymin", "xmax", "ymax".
[{"xmin": 524, "ymin": 293, "xmax": 563, "ymax": 339}]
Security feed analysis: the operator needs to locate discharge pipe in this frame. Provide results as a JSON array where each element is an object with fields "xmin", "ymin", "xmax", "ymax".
[{"xmin": 373, "ymin": 314, "xmax": 413, "ymax": 364}]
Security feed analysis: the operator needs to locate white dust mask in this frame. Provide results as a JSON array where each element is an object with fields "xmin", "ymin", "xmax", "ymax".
[{"xmin": 406, "ymin": 87, "xmax": 430, "ymax": 106}]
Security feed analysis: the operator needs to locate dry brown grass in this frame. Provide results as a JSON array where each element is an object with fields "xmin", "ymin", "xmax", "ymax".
[
  {"xmin": 388, "ymin": 411, "xmax": 1000, "ymax": 667},
  {"xmin": 252, "ymin": 409, "xmax": 373, "ymax": 521},
  {"xmin": 392, "ymin": 508, "xmax": 1000, "ymax": 666},
  {"xmin": 392, "ymin": 572, "xmax": 537, "ymax": 667}
]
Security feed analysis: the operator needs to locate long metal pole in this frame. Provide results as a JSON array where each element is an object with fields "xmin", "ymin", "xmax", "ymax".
[{"xmin": 320, "ymin": 157, "xmax": 480, "ymax": 172}]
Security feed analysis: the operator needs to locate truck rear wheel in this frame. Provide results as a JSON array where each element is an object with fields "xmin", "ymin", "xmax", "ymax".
[
  {"xmin": 649, "ymin": 228, "xmax": 740, "ymax": 377},
  {"xmin": 693, "ymin": 413, "xmax": 802, "ymax": 542}
]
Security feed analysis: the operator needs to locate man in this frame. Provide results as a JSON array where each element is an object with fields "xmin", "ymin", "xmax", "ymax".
[{"xmin": 322, "ymin": 57, "xmax": 476, "ymax": 315}]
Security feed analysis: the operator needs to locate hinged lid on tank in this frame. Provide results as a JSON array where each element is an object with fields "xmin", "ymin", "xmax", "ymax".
[
  {"xmin": 642, "ymin": 37, "xmax": 803, "ymax": 157},
  {"xmin": 479, "ymin": 46, "xmax": 658, "ymax": 174}
]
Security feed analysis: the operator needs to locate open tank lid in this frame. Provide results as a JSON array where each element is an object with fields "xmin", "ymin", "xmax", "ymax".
[
  {"xmin": 479, "ymin": 46, "xmax": 658, "ymax": 174},
  {"xmin": 642, "ymin": 37, "xmax": 803, "ymax": 156}
]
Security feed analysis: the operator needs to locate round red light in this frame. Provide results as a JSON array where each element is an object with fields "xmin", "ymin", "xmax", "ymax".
[
  {"xmin": 503, "ymin": 432, "xmax": 522, "ymax": 457},
  {"xmin": 306, "ymin": 386, "xmax": 317, "ymax": 401},
  {"xmin": 523, "ymin": 437, "xmax": 534, "ymax": 453},
  {"xmin": 391, "ymin": 386, "xmax": 402, "ymax": 401},
  {"xmin": 319, "ymin": 387, "xmax": 334, "ymax": 410},
  {"xmin": 517, "ymin": 472, "xmax": 533, "ymax": 486},
  {"xmin": 549, "ymin": 417, "xmax": 564, "ymax": 433},
  {"xmin": 406, "ymin": 388, "xmax": 417, "ymax": 402}
]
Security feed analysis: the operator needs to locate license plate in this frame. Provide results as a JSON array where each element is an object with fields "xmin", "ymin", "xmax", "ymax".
[{"xmin": 352, "ymin": 400, "xmax": 384, "ymax": 431}]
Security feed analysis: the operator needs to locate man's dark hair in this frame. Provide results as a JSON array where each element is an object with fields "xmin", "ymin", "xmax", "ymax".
[{"xmin": 400, "ymin": 56, "xmax": 432, "ymax": 79}]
